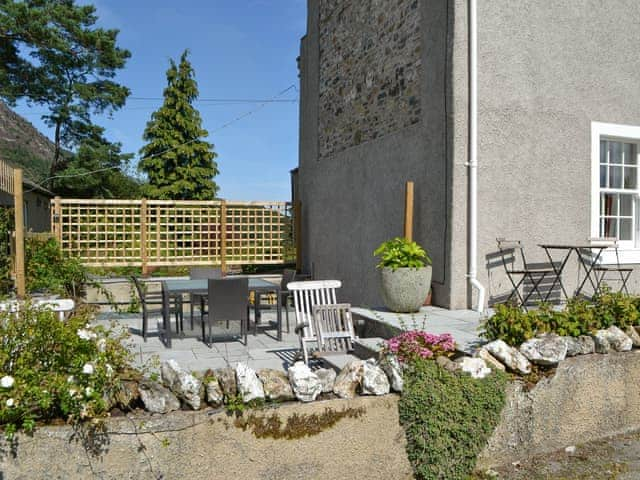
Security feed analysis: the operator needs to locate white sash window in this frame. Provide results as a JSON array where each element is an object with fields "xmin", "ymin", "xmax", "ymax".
[{"xmin": 592, "ymin": 122, "xmax": 640, "ymax": 263}]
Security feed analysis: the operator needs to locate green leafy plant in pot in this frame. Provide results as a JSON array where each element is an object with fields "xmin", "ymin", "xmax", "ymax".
[{"xmin": 374, "ymin": 237, "xmax": 432, "ymax": 313}]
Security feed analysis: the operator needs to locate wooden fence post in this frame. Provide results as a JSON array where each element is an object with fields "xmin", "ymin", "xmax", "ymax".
[
  {"xmin": 14, "ymin": 168, "xmax": 25, "ymax": 298},
  {"xmin": 220, "ymin": 200, "xmax": 227, "ymax": 274},
  {"xmin": 295, "ymin": 201, "xmax": 302, "ymax": 272},
  {"xmin": 53, "ymin": 196, "xmax": 62, "ymax": 243},
  {"xmin": 404, "ymin": 181, "xmax": 414, "ymax": 241},
  {"xmin": 140, "ymin": 199, "xmax": 148, "ymax": 275}
]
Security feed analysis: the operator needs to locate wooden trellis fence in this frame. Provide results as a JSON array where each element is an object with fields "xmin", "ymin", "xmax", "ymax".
[
  {"xmin": 51, "ymin": 198, "xmax": 293, "ymax": 273},
  {"xmin": 0, "ymin": 158, "xmax": 24, "ymax": 296}
]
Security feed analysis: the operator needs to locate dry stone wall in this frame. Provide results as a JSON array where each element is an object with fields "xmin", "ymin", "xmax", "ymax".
[{"xmin": 318, "ymin": 0, "xmax": 422, "ymax": 158}]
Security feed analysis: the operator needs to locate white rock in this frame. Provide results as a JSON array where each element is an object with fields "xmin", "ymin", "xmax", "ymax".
[
  {"xmin": 288, "ymin": 361, "xmax": 322, "ymax": 402},
  {"xmin": 474, "ymin": 348, "xmax": 506, "ymax": 371},
  {"xmin": 205, "ymin": 380, "xmax": 224, "ymax": 407},
  {"xmin": 563, "ymin": 336, "xmax": 595, "ymax": 356},
  {"xmin": 379, "ymin": 353, "xmax": 403, "ymax": 392},
  {"xmin": 333, "ymin": 360, "xmax": 364, "ymax": 399},
  {"xmin": 625, "ymin": 326, "xmax": 640, "ymax": 348},
  {"xmin": 139, "ymin": 381, "xmax": 180, "ymax": 414},
  {"xmin": 457, "ymin": 357, "xmax": 492, "ymax": 379},
  {"xmin": 565, "ymin": 445, "xmax": 576, "ymax": 454},
  {"xmin": 361, "ymin": 359, "xmax": 390, "ymax": 395},
  {"xmin": 256, "ymin": 368, "xmax": 295, "ymax": 401},
  {"xmin": 520, "ymin": 333, "xmax": 567, "ymax": 366},
  {"xmin": 485, "ymin": 339, "xmax": 531, "ymax": 375},
  {"xmin": 593, "ymin": 326, "xmax": 633, "ymax": 353},
  {"xmin": 161, "ymin": 359, "xmax": 202, "ymax": 410},
  {"xmin": 314, "ymin": 368, "xmax": 337, "ymax": 393},
  {"xmin": 235, "ymin": 362, "xmax": 265, "ymax": 403}
]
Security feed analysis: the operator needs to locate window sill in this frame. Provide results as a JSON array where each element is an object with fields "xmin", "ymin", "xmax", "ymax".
[{"xmin": 600, "ymin": 248, "xmax": 640, "ymax": 265}]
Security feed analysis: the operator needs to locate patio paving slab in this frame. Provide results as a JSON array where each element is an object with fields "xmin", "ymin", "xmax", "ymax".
[
  {"xmin": 96, "ymin": 305, "xmax": 486, "ymax": 373},
  {"xmin": 93, "ymin": 311, "xmax": 301, "ymax": 374},
  {"xmin": 351, "ymin": 306, "xmax": 484, "ymax": 354}
]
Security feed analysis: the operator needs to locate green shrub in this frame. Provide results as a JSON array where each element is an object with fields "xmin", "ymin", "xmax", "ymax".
[
  {"xmin": 0, "ymin": 208, "xmax": 13, "ymax": 295},
  {"xmin": 399, "ymin": 358, "xmax": 508, "ymax": 479},
  {"xmin": 0, "ymin": 303, "xmax": 132, "ymax": 438},
  {"xmin": 25, "ymin": 237, "xmax": 87, "ymax": 297},
  {"xmin": 481, "ymin": 291, "xmax": 640, "ymax": 346}
]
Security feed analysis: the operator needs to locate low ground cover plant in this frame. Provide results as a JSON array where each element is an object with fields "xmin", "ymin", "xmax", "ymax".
[
  {"xmin": 387, "ymin": 330, "xmax": 507, "ymax": 480},
  {"xmin": 0, "ymin": 303, "xmax": 132, "ymax": 439},
  {"xmin": 400, "ymin": 358, "xmax": 507, "ymax": 480},
  {"xmin": 481, "ymin": 290, "xmax": 639, "ymax": 346}
]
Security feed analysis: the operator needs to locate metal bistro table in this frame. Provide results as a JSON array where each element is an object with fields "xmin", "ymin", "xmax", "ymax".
[
  {"xmin": 160, "ymin": 277, "xmax": 282, "ymax": 347},
  {"xmin": 538, "ymin": 244, "xmax": 609, "ymax": 300}
]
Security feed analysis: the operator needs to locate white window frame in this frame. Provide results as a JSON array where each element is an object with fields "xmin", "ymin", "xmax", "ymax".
[{"xmin": 591, "ymin": 121, "xmax": 640, "ymax": 264}]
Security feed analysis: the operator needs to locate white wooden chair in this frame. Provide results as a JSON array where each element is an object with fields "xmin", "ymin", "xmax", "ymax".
[
  {"xmin": 312, "ymin": 303, "xmax": 357, "ymax": 354},
  {"xmin": 287, "ymin": 280, "xmax": 341, "ymax": 364}
]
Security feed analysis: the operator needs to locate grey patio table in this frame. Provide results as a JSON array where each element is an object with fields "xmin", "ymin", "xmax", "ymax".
[
  {"xmin": 538, "ymin": 244, "xmax": 609, "ymax": 300},
  {"xmin": 160, "ymin": 277, "xmax": 282, "ymax": 347}
]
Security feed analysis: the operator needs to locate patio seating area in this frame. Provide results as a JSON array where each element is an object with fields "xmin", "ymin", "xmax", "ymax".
[
  {"xmin": 93, "ymin": 295, "xmax": 484, "ymax": 374},
  {"xmin": 496, "ymin": 237, "xmax": 633, "ymax": 309},
  {"xmin": 94, "ymin": 309, "xmax": 301, "ymax": 373}
]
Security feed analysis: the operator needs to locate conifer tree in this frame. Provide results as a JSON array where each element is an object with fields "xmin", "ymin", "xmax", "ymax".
[
  {"xmin": 0, "ymin": 0, "xmax": 131, "ymax": 176},
  {"xmin": 138, "ymin": 50, "xmax": 219, "ymax": 200}
]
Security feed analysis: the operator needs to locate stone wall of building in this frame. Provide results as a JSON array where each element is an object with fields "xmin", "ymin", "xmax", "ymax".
[{"xmin": 318, "ymin": 0, "xmax": 422, "ymax": 159}]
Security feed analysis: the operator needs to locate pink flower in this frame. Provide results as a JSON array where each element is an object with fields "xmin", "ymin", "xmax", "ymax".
[{"xmin": 383, "ymin": 330, "xmax": 456, "ymax": 363}]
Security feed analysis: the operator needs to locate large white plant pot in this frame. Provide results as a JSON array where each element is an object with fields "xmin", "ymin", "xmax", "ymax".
[{"xmin": 379, "ymin": 266, "xmax": 432, "ymax": 313}]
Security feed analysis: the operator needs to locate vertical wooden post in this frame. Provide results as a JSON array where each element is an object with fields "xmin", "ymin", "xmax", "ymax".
[
  {"xmin": 13, "ymin": 169, "xmax": 25, "ymax": 298},
  {"xmin": 295, "ymin": 201, "xmax": 302, "ymax": 272},
  {"xmin": 140, "ymin": 199, "xmax": 148, "ymax": 276},
  {"xmin": 220, "ymin": 200, "xmax": 227, "ymax": 274},
  {"xmin": 53, "ymin": 196, "xmax": 62, "ymax": 243},
  {"xmin": 404, "ymin": 181, "xmax": 414, "ymax": 241}
]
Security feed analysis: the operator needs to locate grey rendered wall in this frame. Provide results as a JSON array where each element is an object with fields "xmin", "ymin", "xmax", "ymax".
[
  {"xmin": 0, "ymin": 190, "xmax": 51, "ymax": 232},
  {"xmin": 447, "ymin": 0, "xmax": 640, "ymax": 308},
  {"xmin": 298, "ymin": 0, "xmax": 454, "ymax": 307}
]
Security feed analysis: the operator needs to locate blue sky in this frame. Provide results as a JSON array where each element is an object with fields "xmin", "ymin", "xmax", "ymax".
[{"xmin": 13, "ymin": 1, "xmax": 306, "ymax": 201}]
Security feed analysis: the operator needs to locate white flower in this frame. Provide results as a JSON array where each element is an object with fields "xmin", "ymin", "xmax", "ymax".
[
  {"xmin": 67, "ymin": 375, "xmax": 75, "ymax": 383},
  {"xmin": 5, "ymin": 398, "xmax": 14, "ymax": 408},
  {"xmin": 84, "ymin": 387, "xmax": 93, "ymax": 397},
  {"xmin": 105, "ymin": 364, "xmax": 113, "ymax": 377},
  {"xmin": 82, "ymin": 363, "xmax": 94, "ymax": 375},
  {"xmin": 97, "ymin": 338, "xmax": 107, "ymax": 353},
  {"xmin": 0, "ymin": 375, "xmax": 14, "ymax": 388},
  {"xmin": 69, "ymin": 388, "xmax": 77, "ymax": 397},
  {"xmin": 77, "ymin": 328, "xmax": 97, "ymax": 341}
]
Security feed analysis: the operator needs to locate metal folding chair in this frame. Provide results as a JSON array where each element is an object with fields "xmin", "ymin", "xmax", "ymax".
[
  {"xmin": 496, "ymin": 239, "xmax": 558, "ymax": 309},
  {"xmin": 583, "ymin": 237, "xmax": 632, "ymax": 294}
]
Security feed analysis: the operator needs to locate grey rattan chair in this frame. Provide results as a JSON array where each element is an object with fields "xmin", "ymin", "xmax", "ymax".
[
  {"xmin": 200, "ymin": 278, "xmax": 249, "ymax": 346},
  {"xmin": 189, "ymin": 267, "xmax": 223, "ymax": 328},
  {"xmin": 132, "ymin": 276, "xmax": 182, "ymax": 341},
  {"xmin": 279, "ymin": 269, "xmax": 297, "ymax": 333}
]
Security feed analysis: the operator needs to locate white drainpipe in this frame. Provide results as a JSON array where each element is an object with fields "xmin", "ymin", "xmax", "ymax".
[{"xmin": 467, "ymin": 0, "xmax": 485, "ymax": 313}]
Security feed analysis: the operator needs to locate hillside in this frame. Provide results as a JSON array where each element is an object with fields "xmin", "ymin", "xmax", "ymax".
[{"xmin": 0, "ymin": 101, "xmax": 54, "ymax": 183}]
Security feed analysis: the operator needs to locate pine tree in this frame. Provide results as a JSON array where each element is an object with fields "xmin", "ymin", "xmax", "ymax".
[
  {"xmin": 0, "ymin": 0, "xmax": 131, "ymax": 176},
  {"xmin": 138, "ymin": 50, "xmax": 219, "ymax": 200}
]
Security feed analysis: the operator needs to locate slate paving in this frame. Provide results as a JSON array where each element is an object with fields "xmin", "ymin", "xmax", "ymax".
[
  {"xmin": 351, "ymin": 305, "xmax": 485, "ymax": 354},
  {"xmin": 94, "ymin": 310, "xmax": 300, "ymax": 374},
  {"xmin": 95, "ymin": 305, "xmax": 484, "ymax": 374}
]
